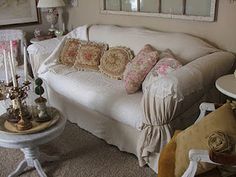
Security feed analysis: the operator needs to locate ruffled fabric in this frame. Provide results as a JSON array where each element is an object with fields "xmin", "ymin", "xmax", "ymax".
[{"xmin": 137, "ymin": 51, "xmax": 235, "ymax": 167}]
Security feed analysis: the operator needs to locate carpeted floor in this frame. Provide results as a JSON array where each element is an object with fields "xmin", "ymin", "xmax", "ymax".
[{"xmin": 0, "ymin": 121, "xmax": 156, "ymax": 177}]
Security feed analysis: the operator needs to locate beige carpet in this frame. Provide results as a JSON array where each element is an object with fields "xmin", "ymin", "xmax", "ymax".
[{"xmin": 0, "ymin": 121, "xmax": 156, "ymax": 177}]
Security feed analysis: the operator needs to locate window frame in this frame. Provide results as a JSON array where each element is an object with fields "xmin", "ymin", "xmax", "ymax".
[{"xmin": 100, "ymin": 0, "xmax": 216, "ymax": 22}]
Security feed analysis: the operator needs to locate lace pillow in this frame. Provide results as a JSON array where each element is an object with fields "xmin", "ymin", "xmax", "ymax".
[
  {"xmin": 74, "ymin": 41, "xmax": 108, "ymax": 71},
  {"xmin": 0, "ymin": 40, "xmax": 19, "ymax": 67},
  {"xmin": 124, "ymin": 44, "xmax": 159, "ymax": 94},
  {"xmin": 142, "ymin": 49, "xmax": 182, "ymax": 91},
  {"xmin": 99, "ymin": 46, "xmax": 134, "ymax": 80},
  {"xmin": 59, "ymin": 38, "xmax": 81, "ymax": 66}
]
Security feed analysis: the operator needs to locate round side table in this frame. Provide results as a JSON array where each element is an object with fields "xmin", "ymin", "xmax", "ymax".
[
  {"xmin": 215, "ymin": 74, "xmax": 236, "ymax": 99},
  {"xmin": 0, "ymin": 109, "xmax": 66, "ymax": 177}
]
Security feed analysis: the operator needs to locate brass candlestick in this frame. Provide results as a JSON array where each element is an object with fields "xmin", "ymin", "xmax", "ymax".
[
  {"xmin": 16, "ymin": 101, "xmax": 32, "ymax": 131},
  {"xmin": 6, "ymin": 76, "xmax": 32, "ymax": 131}
]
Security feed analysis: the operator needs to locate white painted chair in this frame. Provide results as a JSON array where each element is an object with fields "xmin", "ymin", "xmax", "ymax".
[
  {"xmin": 0, "ymin": 29, "xmax": 26, "ymax": 56},
  {"xmin": 0, "ymin": 29, "xmax": 26, "ymax": 80},
  {"xmin": 182, "ymin": 102, "xmax": 236, "ymax": 177}
]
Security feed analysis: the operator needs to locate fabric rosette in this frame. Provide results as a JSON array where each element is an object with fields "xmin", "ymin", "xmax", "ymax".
[{"xmin": 207, "ymin": 131, "xmax": 233, "ymax": 153}]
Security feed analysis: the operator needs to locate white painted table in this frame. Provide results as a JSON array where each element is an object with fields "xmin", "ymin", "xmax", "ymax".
[
  {"xmin": 0, "ymin": 110, "xmax": 66, "ymax": 177},
  {"xmin": 215, "ymin": 74, "xmax": 236, "ymax": 99}
]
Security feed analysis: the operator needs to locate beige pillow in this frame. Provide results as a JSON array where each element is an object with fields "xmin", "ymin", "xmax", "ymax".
[
  {"xmin": 175, "ymin": 103, "xmax": 236, "ymax": 177},
  {"xmin": 99, "ymin": 46, "xmax": 134, "ymax": 80},
  {"xmin": 74, "ymin": 41, "xmax": 108, "ymax": 71},
  {"xmin": 59, "ymin": 38, "xmax": 81, "ymax": 66}
]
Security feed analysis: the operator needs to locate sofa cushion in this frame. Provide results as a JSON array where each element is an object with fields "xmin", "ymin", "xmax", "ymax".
[
  {"xmin": 74, "ymin": 41, "xmax": 108, "ymax": 71},
  {"xmin": 99, "ymin": 46, "xmax": 134, "ymax": 80},
  {"xmin": 43, "ymin": 69, "xmax": 143, "ymax": 129},
  {"xmin": 142, "ymin": 49, "xmax": 182, "ymax": 91},
  {"xmin": 89, "ymin": 25, "xmax": 219, "ymax": 64},
  {"xmin": 59, "ymin": 38, "xmax": 81, "ymax": 66},
  {"xmin": 124, "ymin": 44, "xmax": 159, "ymax": 94},
  {"xmin": 175, "ymin": 103, "xmax": 236, "ymax": 176}
]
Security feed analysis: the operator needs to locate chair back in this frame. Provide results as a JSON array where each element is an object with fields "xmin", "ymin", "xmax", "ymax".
[{"xmin": 0, "ymin": 29, "xmax": 26, "ymax": 63}]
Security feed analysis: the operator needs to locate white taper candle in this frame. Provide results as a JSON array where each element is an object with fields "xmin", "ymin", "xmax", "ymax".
[
  {"xmin": 10, "ymin": 40, "xmax": 16, "ymax": 74},
  {"xmin": 23, "ymin": 46, "xmax": 28, "ymax": 82},
  {"xmin": 8, "ymin": 52, "xmax": 17, "ymax": 87},
  {"xmin": 3, "ymin": 50, "xmax": 9, "ymax": 84}
]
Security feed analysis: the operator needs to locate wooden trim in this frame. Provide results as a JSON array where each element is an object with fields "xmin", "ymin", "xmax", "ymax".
[
  {"xmin": 182, "ymin": 0, "xmax": 186, "ymax": 15},
  {"xmin": 210, "ymin": 0, "xmax": 217, "ymax": 21},
  {"xmin": 137, "ymin": 0, "xmax": 140, "ymax": 12},
  {"xmin": 101, "ymin": 10, "xmax": 215, "ymax": 22},
  {"xmin": 103, "ymin": 0, "xmax": 106, "ymax": 10},
  {"xmin": 158, "ymin": 0, "xmax": 161, "ymax": 13}
]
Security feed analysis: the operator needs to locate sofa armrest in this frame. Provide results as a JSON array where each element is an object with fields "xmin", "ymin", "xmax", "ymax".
[
  {"xmin": 152, "ymin": 51, "xmax": 235, "ymax": 122},
  {"xmin": 27, "ymin": 37, "xmax": 62, "ymax": 56},
  {"xmin": 182, "ymin": 149, "xmax": 219, "ymax": 177},
  {"xmin": 37, "ymin": 25, "xmax": 89, "ymax": 76},
  {"xmin": 171, "ymin": 51, "xmax": 235, "ymax": 96},
  {"xmin": 182, "ymin": 149, "xmax": 236, "ymax": 177},
  {"xmin": 27, "ymin": 38, "xmax": 62, "ymax": 77}
]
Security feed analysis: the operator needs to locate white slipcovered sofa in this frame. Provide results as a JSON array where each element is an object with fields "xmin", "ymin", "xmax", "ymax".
[{"xmin": 27, "ymin": 24, "xmax": 235, "ymax": 173}]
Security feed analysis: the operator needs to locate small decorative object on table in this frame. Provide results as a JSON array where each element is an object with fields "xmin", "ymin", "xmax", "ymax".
[
  {"xmin": 34, "ymin": 28, "xmax": 41, "ymax": 38},
  {"xmin": 34, "ymin": 77, "xmax": 51, "ymax": 122},
  {"xmin": 54, "ymin": 29, "xmax": 64, "ymax": 37}
]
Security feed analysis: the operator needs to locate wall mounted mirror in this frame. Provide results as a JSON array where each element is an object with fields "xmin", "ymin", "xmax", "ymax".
[{"xmin": 101, "ymin": 0, "xmax": 216, "ymax": 22}]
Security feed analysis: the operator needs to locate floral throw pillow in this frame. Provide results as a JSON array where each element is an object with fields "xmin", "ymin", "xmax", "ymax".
[
  {"xmin": 124, "ymin": 44, "xmax": 159, "ymax": 94},
  {"xmin": 142, "ymin": 49, "xmax": 182, "ymax": 91},
  {"xmin": 99, "ymin": 46, "xmax": 134, "ymax": 80},
  {"xmin": 59, "ymin": 38, "xmax": 81, "ymax": 66},
  {"xmin": 152, "ymin": 49, "xmax": 182, "ymax": 76},
  {"xmin": 0, "ymin": 40, "xmax": 19, "ymax": 67},
  {"xmin": 74, "ymin": 41, "xmax": 108, "ymax": 71}
]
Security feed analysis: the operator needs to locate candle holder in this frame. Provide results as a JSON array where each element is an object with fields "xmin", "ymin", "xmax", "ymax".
[
  {"xmin": 2, "ymin": 76, "xmax": 33, "ymax": 131},
  {"xmin": 0, "ymin": 81, "xmax": 6, "ymax": 101}
]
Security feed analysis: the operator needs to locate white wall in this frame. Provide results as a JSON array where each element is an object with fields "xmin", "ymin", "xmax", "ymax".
[{"xmin": 66, "ymin": 0, "xmax": 236, "ymax": 53}]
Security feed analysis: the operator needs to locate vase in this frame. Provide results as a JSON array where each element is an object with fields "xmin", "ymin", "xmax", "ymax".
[{"xmin": 34, "ymin": 97, "xmax": 51, "ymax": 122}]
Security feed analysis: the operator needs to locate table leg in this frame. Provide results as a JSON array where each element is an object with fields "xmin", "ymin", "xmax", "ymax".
[
  {"xmin": 40, "ymin": 152, "xmax": 59, "ymax": 162},
  {"xmin": 8, "ymin": 147, "xmax": 59, "ymax": 177},
  {"xmin": 34, "ymin": 159, "xmax": 47, "ymax": 177},
  {"xmin": 8, "ymin": 159, "xmax": 27, "ymax": 177}
]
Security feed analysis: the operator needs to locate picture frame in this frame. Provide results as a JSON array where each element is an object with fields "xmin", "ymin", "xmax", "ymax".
[{"xmin": 0, "ymin": 0, "xmax": 40, "ymax": 26}]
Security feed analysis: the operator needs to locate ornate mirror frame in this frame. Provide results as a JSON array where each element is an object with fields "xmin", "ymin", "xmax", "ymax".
[{"xmin": 100, "ymin": 0, "xmax": 217, "ymax": 22}]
